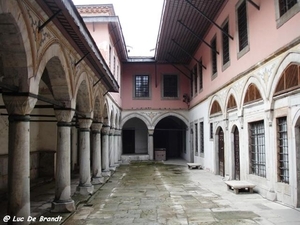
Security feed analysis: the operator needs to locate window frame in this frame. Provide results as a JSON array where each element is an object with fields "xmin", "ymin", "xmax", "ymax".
[
  {"xmin": 236, "ymin": 0, "xmax": 250, "ymax": 59},
  {"xmin": 275, "ymin": 0, "xmax": 300, "ymax": 28},
  {"xmin": 200, "ymin": 121, "xmax": 204, "ymax": 155},
  {"xmin": 277, "ymin": 116, "xmax": 289, "ymax": 183},
  {"xmin": 211, "ymin": 35, "xmax": 218, "ymax": 80},
  {"xmin": 133, "ymin": 74, "xmax": 151, "ymax": 99},
  {"xmin": 162, "ymin": 74, "xmax": 179, "ymax": 99},
  {"xmin": 222, "ymin": 19, "xmax": 230, "ymax": 71},
  {"xmin": 249, "ymin": 120, "xmax": 266, "ymax": 178}
]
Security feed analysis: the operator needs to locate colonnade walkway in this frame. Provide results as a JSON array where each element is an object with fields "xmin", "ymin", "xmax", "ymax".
[{"xmin": 1, "ymin": 160, "xmax": 300, "ymax": 224}]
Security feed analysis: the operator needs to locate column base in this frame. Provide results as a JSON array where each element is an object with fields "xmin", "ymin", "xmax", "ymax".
[
  {"xmin": 92, "ymin": 176, "xmax": 104, "ymax": 184},
  {"xmin": 114, "ymin": 162, "xmax": 120, "ymax": 167},
  {"xmin": 109, "ymin": 166, "xmax": 116, "ymax": 171},
  {"xmin": 102, "ymin": 170, "xmax": 111, "ymax": 177},
  {"xmin": 76, "ymin": 185, "xmax": 94, "ymax": 195},
  {"xmin": 51, "ymin": 200, "xmax": 75, "ymax": 213}
]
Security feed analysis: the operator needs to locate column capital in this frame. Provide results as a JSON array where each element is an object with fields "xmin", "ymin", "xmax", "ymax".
[
  {"xmin": 91, "ymin": 122, "xmax": 103, "ymax": 132},
  {"xmin": 109, "ymin": 127, "xmax": 115, "ymax": 135},
  {"xmin": 2, "ymin": 94, "xmax": 37, "ymax": 115},
  {"xmin": 114, "ymin": 129, "xmax": 122, "ymax": 136},
  {"xmin": 148, "ymin": 129, "xmax": 154, "ymax": 136},
  {"xmin": 78, "ymin": 118, "xmax": 93, "ymax": 130},
  {"xmin": 54, "ymin": 108, "xmax": 75, "ymax": 123},
  {"xmin": 101, "ymin": 125, "xmax": 110, "ymax": 135}
]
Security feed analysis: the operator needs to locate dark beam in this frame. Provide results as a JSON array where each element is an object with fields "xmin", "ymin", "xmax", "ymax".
[
  {"xmin": 168, "ymin": 52, "xmax": 192, "ymax": 71},
  {"xmin": 38, "ymin": 9, "xmax": 62, "ymax": 32},
  {"xmin": 75, "ymin": 52, "xmax": 90, "ymax": 66},
  {"xmin": 172, "ymin": 39, "xmax": 201, "ymax": 64},
  {"xmin": 178, "ymin": 20, "xmax": 219, "ymax": 55},
  {"xmin": 185, "ymin": 0, "xmax": 234, "ymax": 40},
  {"xmin": 247, "ymin": 0, "xmax": 260, "ymax": 10},
  {"xmin": 165, "ymin": 59, "xmax": 191, "ymax": 80}
]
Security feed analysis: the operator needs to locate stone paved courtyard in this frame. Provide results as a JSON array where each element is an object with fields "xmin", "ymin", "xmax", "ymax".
[{"xmin": 62, "ymin": 161, "xmax": 300, "ymax": 225}]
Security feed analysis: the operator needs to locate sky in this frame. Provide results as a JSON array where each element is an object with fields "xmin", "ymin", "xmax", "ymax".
[{"xmin": 72, "ymin": 0, "xmax": 164, "ymax": 57}]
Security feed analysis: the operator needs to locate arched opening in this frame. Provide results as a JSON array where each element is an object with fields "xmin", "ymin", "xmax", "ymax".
[
  {"xmin": 154, "ymin": 116, "xmax": 187, "ymax": 160},
  {"xmin": 233, "ymin": 126, "xmax": 240, "ymax": 180},
  {"xmin": 216, "ymin": 127, "xmax": 225, "ymax": 177},
  {"xmin": 122, "ymin": 118, "xmax": 148, "ymax": 154},
  {"xmin": 294, "ymin": 116, "xmax": 300, "ymax": 207}
]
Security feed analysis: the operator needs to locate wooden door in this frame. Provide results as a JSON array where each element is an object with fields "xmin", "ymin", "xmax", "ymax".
[{"xmin": 234, "ymin": 127, "xmax": 240, "ymax": 180}]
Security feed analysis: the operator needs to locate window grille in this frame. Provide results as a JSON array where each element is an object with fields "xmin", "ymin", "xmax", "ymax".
[
  {"xmin": 135, "ymin": 75, "xmax": 149, "ymax": 97},
  {"xmin": 238, "ymin": 1, "xmax": 248, "ymax": 51},
  {"xmin": 211, "ymin": 37, "xmax": 217, "ymax": 75},
  {"xmin": 222, "ymin": 22, "xmax": 230, "ymax": 65},
  {"xmin": 210, "ymin": 123, "xmax": 213, "ymax": 139},
  {"xmin": 194, "ymin": 65, "xmax": 197, "ymax": 93},
  {"xmin": 195, "ymin": 123, "xmax": 198, "ymax": 153},
  {"xmin": 277, "ymin": 117, "xmax": 289, "ymax": 183},
  {"xmin": 163, "ymin": 74, "xmax": 178, "ymax": 97},
  {"xmin": 249, "ymin": 121, "xmax": 266, "ymax": 178},
  {"xmin": 200, "ymin": 122, "xmax": 204, "ymax": 153},
  {"xmin": 279, "ymin": 0, "xmax": 298, "ymax": 16},
  {"xmin": 199, "ymin": 60, "xmax": 203, "ymax": 90}
]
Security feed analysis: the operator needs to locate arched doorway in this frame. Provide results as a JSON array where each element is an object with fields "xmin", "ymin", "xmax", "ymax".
[
  {"xmin": 295, "ymin": 117, "xmax": 300, "ymax": 207},
  {"xmin": 154, "ymin": 116, "xmax": 187, "ymax": 160},
  {"xmin": 218, "ymin": 128, "xmax": 225, "ymax": 176},
  {"xmin": 233, "ymin": 126, "xmax": 240, "ymax": 180},
  {"xmin": 122, "ymin": 118, "xmax": 148, "ymax": 154}
]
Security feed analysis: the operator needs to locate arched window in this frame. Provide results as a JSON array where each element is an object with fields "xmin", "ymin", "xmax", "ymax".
[
  {"xmin": 244, "ymin": 84, "xmax": 262, "ymax": 104},
  {"xmin": 275, "ymin": 64, "xmax": 300, "ymax": 95},
  {"xmin": 210, "ymin": 100, "xmax": 222, "ymax": 115},
  {"xmin": 227, "ymin": 94, "xmax": 237, "ymax": 110}
]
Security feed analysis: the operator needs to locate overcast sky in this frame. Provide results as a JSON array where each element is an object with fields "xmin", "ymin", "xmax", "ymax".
[{"xmin": 72, "ymin": 0, "xmax": 164, "ymax": 57}]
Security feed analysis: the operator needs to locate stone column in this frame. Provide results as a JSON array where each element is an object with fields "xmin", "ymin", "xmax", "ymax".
[
  {"xmin": 114, "ymin": 129, "xmax": 121, "ymax": 165},
  {"xmin": 71, "ymin": 125, "xmax": 78, "ymax": 171},
  {"xmin": 76, "ymin": 118, "xmax": 94, "ymax": 195},
  {"xmin": 52, "ymin": 109, "xmax": 75, "ymax": 212},
  {"xmin": 91, "ymin": 122, "xmax": 104, "ymax": 184},
  {"xmin": 101, "ymin": 125, "xmax": 111, "ymax": 177},
  {"xmin": 109, "ymin": 128, "xmax": 116, "ymax": 170},
  {"xmin": 119, "ymin": 129, "xmax": 123, "ymax": 163},
  {"xmin": 3, "ymin": 95, "xmax": 37, "ymax": 223},
  {"xmin": 148, "ymin": 129, "xmax": 154, "ymax": 160}
]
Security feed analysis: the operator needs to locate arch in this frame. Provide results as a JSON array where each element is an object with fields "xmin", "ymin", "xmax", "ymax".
[
  {"xmin": 121, "ymin": 113, "xmax": 152, "ymax": 128},
  {"xmin": 75, "ymin": 73, "xmax": 93, "ymax": 114},
  {"xmin": 240, "ymin": 77, "xmax": 266, "ymax": 108},
  {"xmin": 209, "ymin": 97, "xmax": 223, "ymax": 116},
  {"xmin": 268, "ymin": 52, "xmax": 300, "ymax": 103},
  {"xmin": 0, "ymin": 5, "xmax": 33, "ymax": 92},
  {"xmin": 226, "ymin": 93, "xmax": 238, "ymax": 111},
  {"xmin": 152, "ymin": 112, "xmax": 189, "ymax": 128},
  {"xmin": 215, "ymin": 126, "xmax": 225, "ymax": 176},
  {"xmin": 34, "ymin": 43, "xmax": 73, "ymax": 100},
  {"xmin": 122, "ymin": 117, "xmax": 148, "ymax": 154}
]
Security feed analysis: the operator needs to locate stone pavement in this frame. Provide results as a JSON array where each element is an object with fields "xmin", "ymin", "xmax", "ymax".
[
  {"xmin": 1, "ymin": 160, "xmax": 300, "ymax": 225},
  {"xmin": 62, "ymin": 161, "xmax": 300, "ymax": 225}
]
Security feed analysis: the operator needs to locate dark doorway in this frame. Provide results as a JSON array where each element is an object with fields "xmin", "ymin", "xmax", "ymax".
[
  {"xmin": 233, "ymin": 126, "xmax": 240, "ymax": 180},
  {"xmin": 154, "ymin": 116, "xmax": 186, "ymax": 160},
  {"xmin": 218, "ymin": 128, "xmax": 225, "ymax": 177},
  {"xmin": 122, "ymin": 130, "xmax": 135, "ymax": 154}
]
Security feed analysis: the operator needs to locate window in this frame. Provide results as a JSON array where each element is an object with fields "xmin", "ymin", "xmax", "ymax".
[
  {"xmin": 195, "ymin": 123, "xmax": 198, "ymax": 154},
  {"xmin": 199, "ymin": 60, "xmax": 203, "ymax": 90},
  {"xmin": 237, "ymin": 1, "xmax": 248, "ymax": 53},
  {"xmin": 275, "ymin": 64, "xmax": 300, "ymax": 95},
  {"xmin": 275, "ymin": 0, "xmax": 300, "ymax": 27},
  {"xmin": 210, "ymin": 123, "xmax": 213, "ymax": 139},
  {"xmin": 200, "ymin": 121, "xmax": 204, "ymax": 154},
  {"xmin": 193, "ymin": 65, "xmax": 198, "ymax": 94},
  {"xmin": 279, "ymin": 0, "xmax": 298, "ymax": 16},
  {"xmin": 277, "ymin": 117, "xmax": 289, "ymax": 183},
  {"xmin": 190, "ymin": 70, "xmax": 194, "ymax": 98},
  {"xmin": 135, "ymin": 75, "xmax": 149, "ymax": 98},
  {"xmin": 109, "ymin": 45, "xmax": 112, "ymax": 68},
  {"xmin": 244, "ymin": 84, "xmax": 262, "ymax": 104},
  {"xmin": 211, "ymin": 36, "xmax": 217, "ymax": 76},
  {"xmin": 163, "ymin": 74, "xmax": 178, "ymax": 98},
  {"xmin": 222, "ymin": 21, "xmax": 230, "ymax": 66},
  {"xmin": 249, "ymin": 121, "xmax": 266, "ymax": 178}
]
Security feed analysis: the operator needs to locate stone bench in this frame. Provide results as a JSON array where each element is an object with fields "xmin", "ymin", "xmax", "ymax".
[
  {"xmin": 187, "ymin": 163, "xmax": 202, "ymax": 170},
  {"xmin": 224, "ymin": 180, "xmax": 256, "ymax": 194}
]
